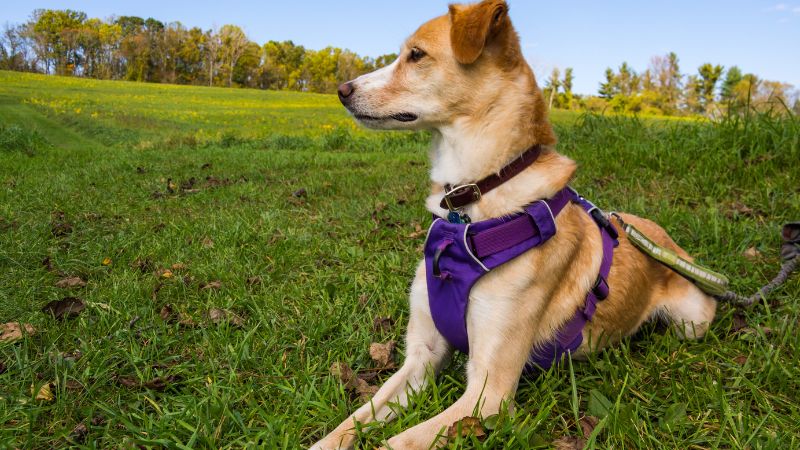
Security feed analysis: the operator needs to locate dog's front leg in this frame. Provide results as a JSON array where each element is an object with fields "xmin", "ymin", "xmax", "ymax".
[
  {"xmin": 384, "ymin": 287, "xmax": 539, "ymax": 450},
  {"xmin": 311, "ymin": 262, "xmax": 453, "ymax": 450}
]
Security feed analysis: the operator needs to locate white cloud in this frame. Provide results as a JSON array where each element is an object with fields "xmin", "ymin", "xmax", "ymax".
[
  {"xmin": 770, "ymin": 3, "xmax": 789, "ymax": 11},
  {"xmin": 793, "ymin": 6, "xmax": 800, "ymax": 13}
]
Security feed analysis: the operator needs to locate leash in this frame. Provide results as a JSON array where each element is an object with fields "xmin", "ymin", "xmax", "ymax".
[{"xmin": 613, "ymin": 214, "xmax": 800, "ymax": 308}]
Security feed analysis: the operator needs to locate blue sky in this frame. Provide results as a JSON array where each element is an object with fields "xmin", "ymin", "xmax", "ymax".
[{"xmin": 3, "ymin": 1, "xmax": 799, "ymax": 95}]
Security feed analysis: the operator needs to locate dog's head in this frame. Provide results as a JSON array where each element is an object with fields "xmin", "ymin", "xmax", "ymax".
[{"xmin": 338, "ymin": 0, "xmax": 524, "ymax": 130}]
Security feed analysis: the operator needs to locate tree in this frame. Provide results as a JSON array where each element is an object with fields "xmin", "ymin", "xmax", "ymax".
[
  {"xmin": 720, "ymin": 66, "xmax": 743, "ymax": 104},
  {"xmin": 31, "ymin": 9, "xmax": 87, "ymax": 75},
  {"xmin": 696, "ymin": 63, "xmax": 723, "ymax": 114},
  {"xmin": 203, "ymin": 27, "xmax": 222, "ymax": 86},
  {"xmin": 218, "ymin": 24, "xmax": 248, "ymax": 87},
  {"xmin": 598, "ymin": 68, "xmax": 618, "ymax": 99},
  {"xmin": 544, "ymin": 67, "xmax": 560, "ymax": 109}
]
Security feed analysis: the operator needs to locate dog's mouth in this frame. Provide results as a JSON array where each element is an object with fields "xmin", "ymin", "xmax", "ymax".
[{"xmin": 354, "ymin": 112, "xmax": 418, "ymax": 123}]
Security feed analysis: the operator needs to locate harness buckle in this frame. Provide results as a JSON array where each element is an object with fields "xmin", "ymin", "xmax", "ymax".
[
  {"xmin": 592, "ymin": 276, "xmax": 610, "ymax": 300},
  {"xmin": 443, "ymin": 184, "xmax": 482, "ymax": 211}
]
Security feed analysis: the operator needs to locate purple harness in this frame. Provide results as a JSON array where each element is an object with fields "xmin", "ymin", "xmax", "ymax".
[{"xmin": 424, "ymin": 187, "xmax": 619, "ymax": 371}]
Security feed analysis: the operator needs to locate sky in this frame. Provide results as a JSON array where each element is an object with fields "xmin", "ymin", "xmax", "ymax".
[{"xmin": 2, "ymin": 1, "xmax": 799, "ymax": 95}]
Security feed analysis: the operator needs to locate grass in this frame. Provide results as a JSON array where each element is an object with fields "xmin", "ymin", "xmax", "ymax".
[{"xmin": 0, "ymin": 70, "xmax": 798, "ymax": 449}]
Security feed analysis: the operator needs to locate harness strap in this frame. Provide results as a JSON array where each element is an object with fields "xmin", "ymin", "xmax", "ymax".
[
  {"xmin": 468, "ymin": 189, "xmax": 572, "ymax": 259},
  {"xmin": 527, "ymin": 192, "xmax": 619, "ymax": 370}
]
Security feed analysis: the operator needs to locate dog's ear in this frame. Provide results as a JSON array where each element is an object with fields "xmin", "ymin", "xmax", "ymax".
[{"xmin": 449, "ymin": 0, "xmax": 509, "ymax": 65}]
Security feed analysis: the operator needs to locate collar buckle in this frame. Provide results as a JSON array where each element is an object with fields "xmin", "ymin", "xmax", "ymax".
[{"xmin": 443, "ymin": 184, "xmax": 482, "ymax": 211}]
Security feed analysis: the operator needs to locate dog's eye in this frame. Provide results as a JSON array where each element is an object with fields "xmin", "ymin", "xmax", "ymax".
[{"xmin": 409, "ymin": 47, "xmax": 426, "ymax": 62}]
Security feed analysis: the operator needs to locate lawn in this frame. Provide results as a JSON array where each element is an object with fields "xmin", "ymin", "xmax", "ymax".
[{"xmin": 0, "ymin": 70, "xmax": 799, "ymax": 449}]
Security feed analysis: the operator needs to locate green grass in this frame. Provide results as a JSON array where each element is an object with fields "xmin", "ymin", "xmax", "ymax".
[{"xmin": 0, "ymin": 70, "xmax": 798, "ymax": 449}]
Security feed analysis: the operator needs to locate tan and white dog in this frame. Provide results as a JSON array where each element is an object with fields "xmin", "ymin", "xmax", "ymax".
[{"xmin": 312, "ymin": 1, "xmax": 716, "ymax": 448}]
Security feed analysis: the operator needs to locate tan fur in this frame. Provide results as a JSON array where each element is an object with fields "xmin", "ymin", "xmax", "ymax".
[{"xmin": 312, "ymin": 1, "xmax": 717, "ymax": 448}]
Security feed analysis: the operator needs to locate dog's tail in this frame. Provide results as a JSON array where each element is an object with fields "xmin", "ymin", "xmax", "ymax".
[{"xmin": 714, "ymin": 223, "xmax": 800, "ymax": 307}]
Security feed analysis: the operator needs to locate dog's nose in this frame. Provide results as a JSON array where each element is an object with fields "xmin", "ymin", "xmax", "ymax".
[{"xmin": 338, "ymin": 82, "xmax": 355, "ymax": 102}]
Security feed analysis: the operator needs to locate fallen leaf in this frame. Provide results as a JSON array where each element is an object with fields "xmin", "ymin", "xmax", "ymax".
[
  {"xmin": 743, "ymin": 247, "xmax": 762, "ymax": 260},
  {"xmin": 446, "ymin": 416, "xmax": 487, "ymax": 441},
  {"xmin": 156, "ymin": 269, "xmax": 173, "ymax": 278},
  {"xmin": 33, "ymin": 382, "xmax": 55, "ymax": 401},
  {"xmin": 733, "ymin": 355, "xmax": 748, "ymax": 365},
  {"xmin": 101, "ymin": 257, "xmax": 112, "ymax": 266},
  {"xmin": 0, "ymin": 322, "xmax": 36, "ymax": 343},
  {"xmin": 50, "ymin": 211, "xmax": 73, "ymax": 237},
  {"xmin": 330, "ymin": 362, "xmax": 378, "ymax": 401},
  {"xmin": 372, "ymin": 316, "xmax": 394, "ymax": 333},
  {"xmin": 202, "ymin": 237, "xmax": 215, "ymax": 248},
  {"xmin": 358, "ymin": 294, "xmax": 369, "ymax": 305},
  {"xmin": 407, "ymin": 222, "xmax": 426, "ymax": 239},
  {"xmin": 246, "ymin": 276, "xmax": 262, "ymax": 286},
  {"xmin": 579, "ymin": 416, "xmax": 599, "ymax": 437},
  {"xmin": 730, "ymin": 312, "xmax": 748, "ymax": 333},
  {"xmin": 171, "ymin": 263, "xmax": 187, "ymax": 271},
  {"xmin": 142, "ymin": 375, "xmax": 180, "ymax": 391},
  {"xmin": 553, "ymin": 436, "xmax": 586, "ymax": 450},
  {"xmin": 70, "ymin": 422, "xmax": 88, "ymax": 443},
  {"xmin": 292, "ymin": 188, "xmax": 307, "ymax": 198},
  {"xmin": 160, "ymin": 304, "xmax": 175, "ymax": 321},
  {"xmin": 116, "ymin": 376, "xmax": 138, "ymax": 387},
  {"xmin": 64, "ymin": 380, "xmax": 83, "ymax": 391},
  {"xmin": 369, "ymin": 341, "xmax": 396, "ymax": 368},
  {"xmin": 55, "ymin": 276, "xmax": 86, "ymax": 289},
  {"xmin": 208, "ymin": 308, "xmax": 245, "ymax": 326},
  {"xmin": 200, "ymin": 280, "xmax": 222, "ymax": 290},
  {"xmin": 41, "ymin": 297, "xmax": 86, "ymax": 320},
  {"xmin": 131, "ymin": 258, "xmax": 154, "ymax": 273}
]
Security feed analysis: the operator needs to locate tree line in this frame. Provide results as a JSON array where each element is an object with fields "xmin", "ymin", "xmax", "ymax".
[
  {"xmin": 544, "ymin": 52, "xmax": 798, "ymax": 117},
  {"xmin": 0, "ymin": 9, "xmax": 396, "ymax": 93},
  {"xmin": 1, "ymin": 9, "xmax": 797, "ymax": 116}
]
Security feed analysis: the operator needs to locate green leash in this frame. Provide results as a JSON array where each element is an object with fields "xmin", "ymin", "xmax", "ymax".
[{"xmin": 613, "ymin": 214, "xmax": 800, "ymax": 306}]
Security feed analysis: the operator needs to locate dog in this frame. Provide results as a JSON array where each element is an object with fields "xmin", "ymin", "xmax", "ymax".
[{"xmin": 311, "ymin": 1, "xmax": 717, "ymax": 448}]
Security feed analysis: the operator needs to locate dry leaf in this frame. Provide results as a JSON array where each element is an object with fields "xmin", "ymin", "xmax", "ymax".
[
  {"xmin": 200, "ymin": 280, "xmax": 222, "ymax": 290},
  {"xmin": 202, "ymin": 237, "xmax": 215, "ymax": 248},
  {"xmin": 171, "ymin": 263, "xmax": 187, "ymax": 271},
  {"xmin": 0, "ymin": 322, "xmax": 36, "ymax": 343},
  {"xmin": 208, "ymin": 308, "xmax": 245, "ymax": 326},
  {"xmin": 407, "ymin": 222, "xmax": 426, "ymax": 239},
  {"xmin": 372, "ymin": 316, "xmax": 394, "ymax": 333},
  {"xmin": 102, "ymin": 257, "xmax": 112, "ymax": 266},
  {"xmin": 579, "ymin": 416, "xmax": 599, "ymax": 437},
  {"xmin": 730, "ymin": 312, "xmax": 748, "ymax": 333},
  {"xmin": 157, "ymin": 269, "xmax": 174, "ymax": 278},
  {"xmin": 553, "ymin": 436, "xmax": 586, "ymax": 450},
  {"xmin": 358, "ymin": 294, "xmax": 369, "ymax": 305},
  {"xmin": 33, "ymin": 382, "xmax": 55, "ymax": 401},
  {"xmin": 160, "ymin": 304, "xmax": 175, "ymax": 321},
  {"xmin": 369, "ymin": 341, "xmax": 396, "ymax": 368},
  {"xmin": 64, "ymin": 380, "xmax": 83, "ymax": 391},
  {"xmin": 42, "ymin": 297, "xmax": 86, "ymax": 320},
  {"xmin": 446, "ymin": 416, "xmax": 487, "ymax": 441},
  {"xmin": 246, "ymin": 276, "xmax": 262, "ymax": 286},
  {"xmin": 292, "ymin": 188, "xmax": 307, "ymax": 198},
  {"xmin": 55, "ymin": 276, "xmax": 86, "ymax": 289},
  {"xmin": 70, "ymin": 422, "xmax": 88, "ymax": 442},
  {"xmin": 116, "ymin": 376, "xmax": 139, "ymax": 387},
  {"xmin": 733, "ymin": 355, "xmax": 748, "ymax": 365},
  {"xmin": 743, "ymin": 247, "xmax": 762, "ymax": 260},
  {"xmin": 142, "ymin": 375, "xmax": 180, "ymax": 391},
  {"xmin": 330, "ymin": 362, "xmax": 379, "ymax": 401}
]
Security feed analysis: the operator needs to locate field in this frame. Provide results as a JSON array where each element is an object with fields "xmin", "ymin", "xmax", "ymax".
[{"xmin": 0, "ymin": 70, "xmax": 799, "ymax": 449}]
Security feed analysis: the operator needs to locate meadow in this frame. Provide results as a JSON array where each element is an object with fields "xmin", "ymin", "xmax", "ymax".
[{"xmin": 0, "ymin": 70, "xmax": 799, "ymax": 449}]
